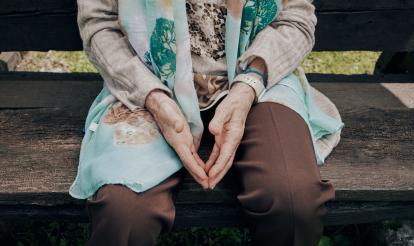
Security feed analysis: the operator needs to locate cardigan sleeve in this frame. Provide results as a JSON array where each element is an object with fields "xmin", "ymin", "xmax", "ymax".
[
  {"xmin": 77, "ymin": 0, "xmax": 172, "ymax": 111},
  {"xmin": 237, "ymin": 0, "xmax": 317, "ymax": 90}
]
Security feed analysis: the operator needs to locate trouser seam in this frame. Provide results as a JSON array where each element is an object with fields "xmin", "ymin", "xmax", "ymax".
[{"xmin": 267, "ymin": 104, "xmax": 296, "ymax": 245}]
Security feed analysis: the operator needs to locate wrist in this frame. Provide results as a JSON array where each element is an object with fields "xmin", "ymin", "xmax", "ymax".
[
  {"xmin": 145, "ymin": 89, "xmax": 170, "ymax": 112},
  {"xmin": 230, "ymin": 82, "xmax": 256, "ymax": 103},
  {"xmin": 231, "ymin": 73, "xmax": 265, "ymax": 103},
  {"xmin": 247, "ymin": 57, "xmax": 268, "ymax": 87}
]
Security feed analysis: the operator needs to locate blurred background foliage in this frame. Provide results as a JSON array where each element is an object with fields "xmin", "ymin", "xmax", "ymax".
[{"xmin": 14, "ymin": 51, "xmax": 381, "ymax": 75}]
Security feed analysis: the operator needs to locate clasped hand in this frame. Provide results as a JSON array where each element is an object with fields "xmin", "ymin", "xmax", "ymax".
[{"xmin": 146, "ymin": 83, "xmax": 255, "ymax": 189}]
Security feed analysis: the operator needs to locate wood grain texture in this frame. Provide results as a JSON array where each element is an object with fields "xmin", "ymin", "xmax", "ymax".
[
  {"xmin": 1, "ymin": 202, "xmax": 414, "ymax": 226},
  {"xmin": 1, "ymin": 1, "xmax": 414, "ymax": 51},
  {"xmin": 375, "ymin": 52, "xmax": 414, "ymax": 74},
  {"xmin": 0, "ymin": 75, "xmax": 413, "ymax": 201},
  {"xmin": 314, "ymin": 10, "xmax": 414, "ymax": 52},
  {"xmin": 0, "ymin": 74, "xmax": 413, "ymax": 224},
  {"xmin": 0, "ymin": 0, "xmax": 75, "ymax": 14},
  {"xmin": 1, "ymin": 72, "xmax": 414, "ymax": 110},
  {"xmin": 313, "ymin": 0, "xmax": 414, "ymax": 11},
  {"xmin": 1, "ymin": 0, "xmax": 413, "ymax": 14}
]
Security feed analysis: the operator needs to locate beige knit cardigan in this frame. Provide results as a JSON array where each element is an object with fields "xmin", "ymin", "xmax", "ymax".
[{"xmin": 76, "ymin": 0, "xmax": 342, "ymax": 161}]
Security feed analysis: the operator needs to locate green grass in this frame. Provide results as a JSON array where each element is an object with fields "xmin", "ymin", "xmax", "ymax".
[
  {"xmin": 303, "ymin": 51, "xmax": 381, "ymax": 75},
  {"xmin": 16, "ymin": 51, "xmax": 381, "ymax": 75},
  {"xmin": 16, "ymin": 51, "xmax": 97, "ymax": 73}
]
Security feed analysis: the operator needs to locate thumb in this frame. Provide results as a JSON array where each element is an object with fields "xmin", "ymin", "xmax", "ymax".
[
  {"xmin": 172, "ymin": 119, "xmax": 184, "ymax": 133},
  {"xmin": 209, "ymin": 110, "xmax": 230, "ymax": 136},
  {"xmin": 160, "ymin": 103, "xmax": 185, "ymax": 133},
  {"xmin": 169, "ymin": 112, "xmax": 185, "ymax": 133}
]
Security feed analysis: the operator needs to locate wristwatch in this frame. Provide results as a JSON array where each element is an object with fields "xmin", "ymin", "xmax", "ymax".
[{"xmin": 231, "ymin": 73, "xmax": 266, "ymax": 103}]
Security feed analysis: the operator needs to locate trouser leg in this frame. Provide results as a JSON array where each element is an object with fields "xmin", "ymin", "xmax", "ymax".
[
  {"xmin": 232, "ymin": 102, "xmax": 335, "ymax": 246},
  {"xmin": 85, "ymin": 170, "xmax": 182, "ymax": 246}
]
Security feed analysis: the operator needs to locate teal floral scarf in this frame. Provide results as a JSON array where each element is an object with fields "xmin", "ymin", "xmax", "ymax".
[
  {"xmin": 69, "ymin": 0, "xmax": 345, "ymax": 199},
  {"xmin": 119, "ymin": 0, "xmax": 281, "ymax": 149}
]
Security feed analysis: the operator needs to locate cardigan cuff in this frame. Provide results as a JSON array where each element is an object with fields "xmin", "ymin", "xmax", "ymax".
[
  {"xmin": 236, "ymin": 28, "xmax": 279, "ymax": 90},
  {"xmin": 122, "ymin": 82, "xmax": 173, "ymax": 111}
]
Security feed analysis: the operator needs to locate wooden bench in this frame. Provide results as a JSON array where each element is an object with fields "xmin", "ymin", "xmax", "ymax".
[{"xmin": 1, "ymin": 0, "xmax": 414, "ymax": 227}]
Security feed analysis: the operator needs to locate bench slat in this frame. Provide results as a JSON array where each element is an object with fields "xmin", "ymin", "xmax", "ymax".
[
  {"xmin": 0, "ymin": 73, "xmax": 413, "ymax": 225},
  {"xmin": 1, "ymin": 1, "xmax": 414, "ymax": 52},
  {"xmin": 1, "ymin": 107, "xmax": 412, "ymax": 203},
  {"xmin": 1, "ymin": 202, "xmax": 414, "ymax": 227},
  {"xmin": 1, "ymin": 72, "xmax": 413, "ymax": 110},
  {"xmin": 2, "ymin": 0, "xmax": 414, "ymax": 15},
  {"xmin": 0, "ymin": 74, "xmax": 413, "ymax": 203}
]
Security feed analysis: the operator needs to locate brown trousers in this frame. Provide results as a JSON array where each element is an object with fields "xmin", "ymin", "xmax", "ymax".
[{"xmin": 85, "ymin": 102, "xmax": 335, "ymax": 246}]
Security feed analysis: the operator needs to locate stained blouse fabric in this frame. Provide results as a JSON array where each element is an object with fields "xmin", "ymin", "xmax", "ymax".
[{"xmin": 69, "ymin": 0, "xmax": 344, "ymax": 199}]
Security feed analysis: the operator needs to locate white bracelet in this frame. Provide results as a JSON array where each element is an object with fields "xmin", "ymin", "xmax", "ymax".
[{"xmin": 231, "ymin": 73, "xmax": 265, "ymax": 103}]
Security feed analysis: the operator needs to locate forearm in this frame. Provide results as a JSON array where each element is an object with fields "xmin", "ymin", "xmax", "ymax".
[
  {"xmin": 237, "ymin": 0, "xmax": 317, "ymax": 89},
  {"xmin": 77, "ymin": 0, "xmax": 172, "ymax": 110}
]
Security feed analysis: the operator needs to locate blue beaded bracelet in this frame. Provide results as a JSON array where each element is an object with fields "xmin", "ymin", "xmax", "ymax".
[{"xmin": 242, "ymin": 68, "xmax": 268, "ymax": 86}]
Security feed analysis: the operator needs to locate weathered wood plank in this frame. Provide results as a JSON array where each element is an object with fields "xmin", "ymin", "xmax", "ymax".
[
  {"xmin": 0, "ymin": 81, "xmax": 413, "ymax": 205},
  {"xmin": 1, "ymin": 4, "xmax": 414, "ymax": 51},
  {"xmin": 1, "ymin": 0, "xmax": 414, "ymax": 15},
  {"xmin": 1, "ymin": 202, "xmax": 414, "ymax": 226},
  {"xmin": 0, "ymin": 12, "xmax": 82, "ymax": 51},
  {"xmin": 0, "ymin": 0, "xmax": 76, "ymax": 15},
  {"xmin": 1, "ymin": 72, "xmax": 414, "ymax": 110},
  {"xmin": 375, "ymin": 52, "xmax": 414, "ymax": 74},
  {"xmin": 0, "ymin": 74, "xmax": 413, "ymax": 225},
  {"xmin": 314, "ymin": 10, "xmax": 414, "ymax": 52},
  {"xmin": 313, "ymin": 0, "xmax": 414, "ymax": 11}
]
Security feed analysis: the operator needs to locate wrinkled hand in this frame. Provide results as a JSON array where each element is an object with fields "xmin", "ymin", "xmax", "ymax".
[
  {"xmin": 205, "ymin": 83, "xmax": 256, "ymax": 189},
  {"xmin": 145, "ymin": 90, "xmax": 208, "ymax": 189}
]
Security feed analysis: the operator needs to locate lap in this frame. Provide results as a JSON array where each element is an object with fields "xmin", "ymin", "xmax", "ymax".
[
  {"xmin": 201, "ymin": 101, "xmax": 320, "ymax": 178},
  {"xmin": 200, "ymin": 101, "xmax": 327, "ymax": 193},
  {"xmin": 90, "ymin": 101, "xmax": 327, "ymax": 204},
  {"xmin": 231, "ymin": 102, "xmax": 325, "ymax": 191}
]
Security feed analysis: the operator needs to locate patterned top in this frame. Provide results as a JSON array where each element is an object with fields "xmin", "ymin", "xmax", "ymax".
[
  {"xmin": 186, "ymin": 0, "xmax": 229, "ymax": 109},
  {"xmin": 70, "ymin": 0, "xmax": 344, "ymax": 200}
]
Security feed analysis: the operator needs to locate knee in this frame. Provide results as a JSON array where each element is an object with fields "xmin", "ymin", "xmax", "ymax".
[
  {"xmin": 291, "ymin": 178, "xmax": 335, "ymax": 225},
  {"xmin": 88, "ymin": 184, "xmax": 174, "ymax": 230},
  {"xmin": 238, "ymin": 180, "xmax": 332, "ymax": 225},
  {"xmin": 87, "ymin": 184, "xmax": 174, "ymax": 245},
  {"xmin": 237, "ymin": 188, "xmax": 276, "ymax": 216},
  {"xmin": 88, "ymin": 185, "xmax": 145, "ymax": 226}
]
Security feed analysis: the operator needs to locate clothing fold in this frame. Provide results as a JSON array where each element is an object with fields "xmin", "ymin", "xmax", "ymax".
[{"xmin": 69, "ymin": 0, "xmax": 343, "ymax": 200}]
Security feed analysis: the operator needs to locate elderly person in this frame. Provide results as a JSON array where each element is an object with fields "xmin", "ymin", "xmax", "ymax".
[{"xmin": 69, "ymin": 0, "xmax": 344, "ymax": 245}]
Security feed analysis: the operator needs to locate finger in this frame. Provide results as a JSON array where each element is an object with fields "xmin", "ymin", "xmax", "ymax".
[
  {"xmin": 190, "ymin": 144, "xmax": 206, "ymax": 170},
  {"xmin": 190, "ymin": 171, "xmax": 209, "ymax": 190},
  {"xmin": 181, "ymin": 157, "xmax": 208, "ymax": 189},
  {"xmin": 208, "ymin": 108, "xmax": 231, "ymax": 136},
  {"xmin": 194, "ymin": 152, "xmax": 205, "ymax": 168},
  {"xmin": 209, "ymin": 150, "xmax": 236, "ymax": 189},
  {"xmin": 208, "ymin": 136, "xmax": 240, "ymax": 178},
  {"xmin": 177, "ymin": 145, "xmax": 208, "ymax": 182},
  {"xmin": 205, "ymin": 142, "xmax": 220, "ymax": 172}
]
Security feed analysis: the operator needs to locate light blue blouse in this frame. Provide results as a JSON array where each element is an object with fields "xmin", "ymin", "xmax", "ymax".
[{"xmin": 69, "ymin": 72, "xmax": 344, "ymax": 199}]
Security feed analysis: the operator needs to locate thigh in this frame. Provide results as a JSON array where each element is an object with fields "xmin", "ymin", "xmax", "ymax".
[
  {"xmin": 232, "ymin": 102, "xmax": 334, "ymax": 211},
  {"xmin": 86, "ymin": 169, "xmax": 184, "ymax": 234},
  {"xmin": 85, "ymin": 171, "xmax": 183, "ymax": 246},
  {"xmin": 89, "ymin": 169, "xmax": 183, "ymax": 203}
]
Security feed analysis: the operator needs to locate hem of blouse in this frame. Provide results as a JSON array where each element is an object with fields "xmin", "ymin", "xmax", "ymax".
[{"xmin": 68, "ymin": 162, "xmax": 183, "ymax": 200}]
